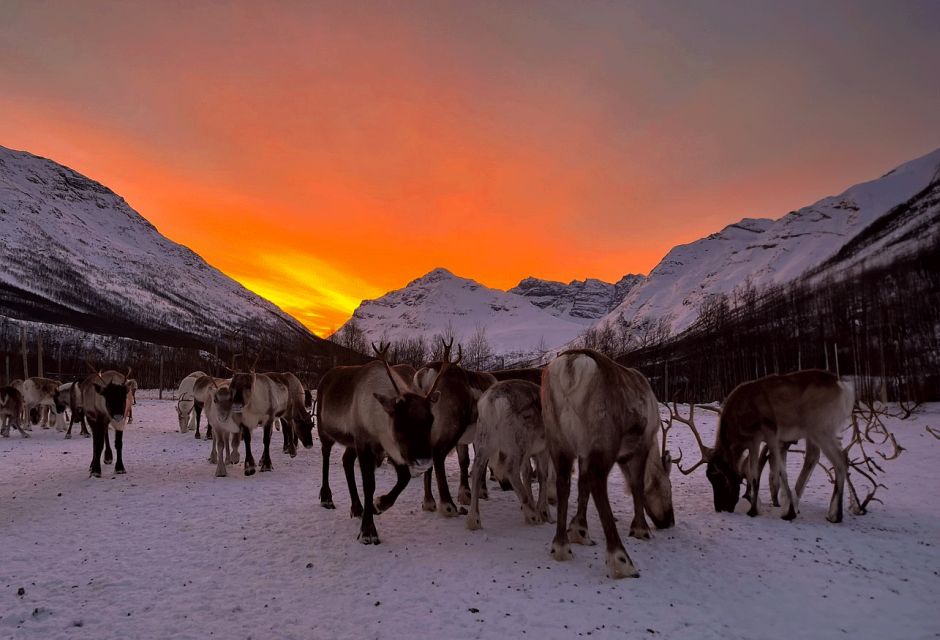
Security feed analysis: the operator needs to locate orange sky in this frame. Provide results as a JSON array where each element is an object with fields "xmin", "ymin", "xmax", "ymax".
[{"xmin": 1, "ymin": 2, "xmax": 938, "ymax": 336}]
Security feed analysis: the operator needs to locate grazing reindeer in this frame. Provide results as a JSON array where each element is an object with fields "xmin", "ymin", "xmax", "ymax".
[
  {"xmin": 53, "ymin": 382, "xmax": 89, "ymax": 438},
  {"xmin": 313, "ymin": 344, "xmax": 443, "ymax": 544},
  {"xmin": 413, "ymin": 339, "xmax": 496, "ymax": 516},
  {"xmin": 466, "ymin": 380, "xmax": 553, "ymax": 531},
  {"xmin": 175, "ymin": 371, "xmax": 207, "ymax": 434},
  {"xmin": 230, "ymin": 371, "xmax": 290, "ymax": 476},
  {"xmin": 264, "ymin": 371, "xmax": 315, "ymax": 457},
  {"xmin": 542, "ymin": 349, "xmax": 675, "ymax": 579},
  {"xmin": 203, "ymin": 381, "xmax": 242, "ymax": 477},
  {"xmin": 678, "ymin": 370, "xmax": 852, "ymax": 523},
  {"xmin": 0, "ymin": 386, "xmax": 28, "ymax": 438},
  {"xmin": 82, "ymin": 369, "xmax": 134, "ymax": 477}
]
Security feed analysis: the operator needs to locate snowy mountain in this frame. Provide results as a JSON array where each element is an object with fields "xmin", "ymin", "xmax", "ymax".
[
  {"xmin": 344, "ymin": 268, "xmax": 587, "ymax": 362},
  {"xmin": 0, "ymin": 145, "xmax": 327, "ymax": 353},
  {"xmin": 596, "ymin": 147, "xmax": 940, "ymax": 336},
  {"xmin": 509, "ymin": 274, "xmax": 644, "ymax": 324}
]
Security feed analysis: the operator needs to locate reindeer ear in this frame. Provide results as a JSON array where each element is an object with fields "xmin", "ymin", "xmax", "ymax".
[
  {"xmin": 428, "ymin": 390, "xmax": 441, "ymax": 404},
  {"xmin": 373, "ymin": 393, "xmax": 397, "ymax": 415}
]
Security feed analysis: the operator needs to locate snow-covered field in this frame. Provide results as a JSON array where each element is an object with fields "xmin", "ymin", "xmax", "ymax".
[{"xmin": 2, "ymin": 400, "xmax": 938, "ymax": 640}]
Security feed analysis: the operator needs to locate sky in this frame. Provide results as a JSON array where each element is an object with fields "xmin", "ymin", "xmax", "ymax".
[{"xmin": 1, "ymin": 1, "xmax": 938, "ymax": 336}]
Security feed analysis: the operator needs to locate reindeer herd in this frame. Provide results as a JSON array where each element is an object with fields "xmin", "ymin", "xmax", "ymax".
[{"xmin": 0, "ymin": 341, "xmax": 858, "ymax": 579}]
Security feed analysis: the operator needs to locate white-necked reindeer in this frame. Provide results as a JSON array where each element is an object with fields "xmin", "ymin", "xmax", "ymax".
[
  {"xmin": 203, "ymin": 380, "xmax": 242, "ymax": 477},
  {"xmin": 175, "ymin": 371, "xmax": 207, "ymax": 434}
]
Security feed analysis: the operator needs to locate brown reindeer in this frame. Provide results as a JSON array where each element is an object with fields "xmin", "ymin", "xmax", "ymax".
[
  {"xmin": 676, "ymin": 370, "xmax": 853, "ymax": 522},
  {"xmin": 542, "ymin": 349, "xmax": 674, "ymax": 579},
  {"xmin": 311, "ymin": 343, "xmax": 448, "ymax": 544}
]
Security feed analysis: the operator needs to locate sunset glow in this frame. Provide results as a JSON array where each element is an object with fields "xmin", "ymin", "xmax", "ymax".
[{"xmin": 2, "ymin": 1, "xmax": 938, "ymax": 335}]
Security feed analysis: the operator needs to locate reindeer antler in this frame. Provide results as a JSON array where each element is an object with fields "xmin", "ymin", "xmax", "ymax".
[
  {"xmin": 372, "ymin": 341, "xmax": 391, "ymax": 360},
  {"xmin": 439, "ymin": 337, "xmax": 462, "ymax": 367},
  {"xmin": 373, "ymin": 341, "xmax": 404, "ymax": 396},
  {"xmin": 663, "ymin": 400, "xmax": 714, "ymax": 475},
  {"xmin": 249, "ymin": 350, "xmax": 262, "ymax": 373}
]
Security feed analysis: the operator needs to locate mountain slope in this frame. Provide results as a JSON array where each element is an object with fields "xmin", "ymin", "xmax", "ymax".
[
  {"xmin": 0, "ymin": 145, "xmax": 325, "ymax": 352},
  {"xmin": 597, "ymin": 147, "xmax": 940, "ymax": 336},
  {"xmin": 345, "ymin": 268, "xmax": 586, "ymax": 361},
  {"xmin": 509, "ymin": 274, "xmax": 644, "ymax": 324}
]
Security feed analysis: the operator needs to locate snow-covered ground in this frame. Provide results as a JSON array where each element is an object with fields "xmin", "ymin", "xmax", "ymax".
[{"xmin": 1, "ymin": 400, "xmax": 938, "ymax": 640}]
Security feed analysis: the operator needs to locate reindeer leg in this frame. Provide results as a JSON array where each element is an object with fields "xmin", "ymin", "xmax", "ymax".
[
  {"xmin": 457, "ymin": 444, "xmax": 472, "ymax": 505},
  {"xmin": 229, "ymin": 432, "xmax": 241, "ymax": 464},
  {"xmin": 466, "ymin": 450, "xmax": 489, "ymax": 530},
  {"xmin": 535, "ymin": 452, "xmax": 554, "ymax": 523},
  {"xmin": 259, "ymin": 419, "xmax": 274, "ymax": 472},
  {"xmin": 422, "ymin": 467, "xmax": 437, "ymax": 512},
  {"xmin": 433, "ymin": 453, "xmax": 459, "ymax": 517},
  {"xmin": 550, "ymin": 453, "xmax": 574, "ymax": 561},
  {"xmin": 374, "ymin": 464, "xmax": 410, "ymax": 514},
  {"xmin": 80, "ymin": 416, "xmax": 89, "ymax": 437},
  {"xmin": 767, "ymin": 438, "xmax": 796, "ymax": 520},
  {"xmin": 214, "ymin": 431, "xmax": 227, "ymax": 477},
  {"xmin": 205, "ymin": 422, "xmax": 212, "ymax": 441},
  {"xmin": 194, "ymin": 404, "xmax": 202, "ymax": 439},
  {"xmin": 343, "ymin": 448, "xmax": 363, "ymax": 518},
  {"xmin": 89, "ymin": 422, "xmax": 104, "ymax": 478},
  {"xmin": 114, "ymin": 430, "xmax": 126, "ymax": 474},
  {"xmin": 794, "ymin": 442, "xmax": 820, "ymax": 507},
  {"xmin": 592, "ymin": 454, "xmax": 638, "ymax": 579},
  {"xmin": 242, "ymin": 426, "xmax": 256, "ymax": 476},
  {"xmin": 508, "ymin": 456, "xmax": 540, "ymax": 525},
  {"xmin": 745, "ymin": 443, "xmax": 762, "ymax": 517},
  {"xmin": 357, "ymin": 447, "xmax": 380, "ymax": 545},
  {"xmin": 819, "ymin": 437, "xmax": 846, "ymax": 523},
  {"xmin": 65, "ymin": 413, "xmax": 75, "ymax": 439},
  {"xmin": 567, "ymin": 462, "xmax": 595, "ymax": 545},
  {"xmin": 319, "ymin": 437, "xmax": 335, "ymax": 508},
  {"xmin": 103, "ymin": 429, "xmax": 113, "ymax": 465}
]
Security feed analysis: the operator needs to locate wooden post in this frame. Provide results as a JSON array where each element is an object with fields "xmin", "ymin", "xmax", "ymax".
[
  {"xmin": 824, "ymin": 341, "xmax": 829, "ymax": 372},
  {"xmin": 4, "ymin": 355, "xmax": 9, "ymax": 385},
  {"xmin": 20, "ymin": 326, "xmax": 28, "ymax": 379},
  {"xmin": 37, "ymin": 332, "xmax": 44, "ymax": 378},
  {"xmin": 159, "ymin": 351, "xmax": 164, "ymax": 400},
  {"xmin": 833, "ymin": 342, "xmax": 840, "ymax": 378},
  {"xmin": 57, "ymin": 342, "xmax": 62, "ymax": 380},
  {"xmin": 664, "ymin": 359, "xmax": 669, "ymax": 402}
]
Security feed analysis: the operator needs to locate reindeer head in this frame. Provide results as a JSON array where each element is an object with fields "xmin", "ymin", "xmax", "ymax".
[
  {"xmin": 209, "ymin": 385, "xmax": 234, "ymax": 421},
  {"xmin": 93, "ymin": 376, "xmax": 131, "ymax": 429},
  {"xmin": 643, "ymin": 449, "xmax": 676, "ymax": 529},
  {"xmin": 706, "ymin": 449, "xmax": 741, "ymax": 513},
  {"xmin": 370, "ymin": 340, "xmax": 451, "ymax": 476},
  {"xmin": 230, "ymin": 373, "xmax": 255, "ymax": 412}
]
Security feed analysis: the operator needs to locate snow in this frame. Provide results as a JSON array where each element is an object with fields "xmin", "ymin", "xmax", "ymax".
[
  {"xmin": 2, "ymin": 399, "xmax": 938, "ymax": 639},
  {"xmin": 347, "ymin": 268, "xmax": 588, "ymax": 362},
  {"xmin": 509, "ymin": 275, "xmax": 644, "ymax": 324},
  {"xmin": 0, "ymin": 145, "xmax": 306, "ymax": 338},
  {"xmin": 595, "ymin": 147, "xmax": 940, "ymax": 336}
]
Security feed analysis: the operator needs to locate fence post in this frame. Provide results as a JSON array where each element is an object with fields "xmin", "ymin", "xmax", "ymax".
[
  {"xmin": 4, "ymin": 355, "xmax": 9, "ymax": 385},
  {"xmin": 20, "ymin": 326, "xmax": 28, "ymax": 379},
  {"xmin": 159, "ymin": 351, "xmax": 164, "ymax": 400},
  {"xmin": 37, "ymin": 332, "xmax": 43, "ymax": 378}
]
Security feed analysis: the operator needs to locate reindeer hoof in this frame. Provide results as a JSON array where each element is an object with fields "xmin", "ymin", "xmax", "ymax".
[
  {"xmin": 607, "ymin": 550, "xmax": 639, "ymax": 579},
  {"xmin": 244, "ymin": 466, "xmax": 256, "ymax": 477},
  {"xmin": 567, "ymin": 524, "xmax": 594, "ymax": 546},
  {"xmin": 89, "ymin": 469, "xmax": 101, "ymax": 478},
  {"xmin": 826, "ymin": 513, "xmax": 843, "ymax": 524},
  {"xmin": 457, "ymin": 487, "xmax": 471, "ymax": 505},
  {"xmin": 320, "ymin": 500, "xmax": 335, "ymax": 509},
  {"xmin": 64, "ymin": 433, "xmax": 72, "ymax": 440},
  {"xmin": 115, "ymin": 467, "xmax": 126, "ymax": 475},
  {"xmin": 439, "ymin": 502, "xmax": 459, "ymax": 518},
  {"xmin": 629, "ymin": 523, "xmax": 652, "ymax": 540},
  {"xmin": 550, "ymin": 541, "xmax": 572, "ymax": 561},
  {"xmin": 358, "ymin": 534, "xmax": 381, "ymax": 545},
  {"xmin": 747, "ymin": 507, "xmax": 759, "ymax": 518},
  {"xmin": 523, "ymin": 507, "xmax": 540, "ymax": 525},
  {"xmin": 82, "ymin": 433, "xmax": 90, "ymax": 438},
  {"xmin": 215, "ymin": 468, "xmax": 227, "ymax": 478},
  {"xmin": 350, "ymin": 504, "xmax": 364, "ymax": 519},
  {"xmin": 540, "ymin": 508, "xmax": 555, "ymax": 524},
  {"xmin": 480, "ymin": 488, "xmax": 490, "ymax": 500},
  {"xmin": 374, "ymin": 495, "xmax": 395, "ymax": 514},
  {"xmin": 230, "ymin": 452, "xmax": 240, "ymax": 464},
  {"xmin": 260, "ymin": 464, "xmax": 272, "ymax": 473},
  {"xmin": 466, "ymin": 514, "xmax": 482, "ymax": 530},
  {"xmin": 194, "ymin": 432, "xmax": 201, "ymax": 440},
  {"xmin": 422, "ymin": 499, "xmax": 437, "ymax": 513},
  {"xmin": 782, "ymin": 508, "xmax": 797, "ymax": 521}
]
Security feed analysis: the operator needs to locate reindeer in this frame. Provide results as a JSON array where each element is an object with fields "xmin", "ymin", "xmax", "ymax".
[
  {"xmin": 542, "ymin": 349, "xmax": 675, "ymax": 579},
  {"xmin": 229, "ymin": 369, "xmax": 290, "ymax": 476},
  {"xmin": 175, "ymin": 371, "xmax": 207, "ymax": 434},
  {"xmin": 203, "ymin": 381, "xmax": 243, "ymax": 477},
  {"xmin": 53, "ymin": 381, "xmax": 89, "ymax": 438},
  {"xmin": 22, "ymin": 377, "xmax": 62, "ymax": 429},
  {"xmin": 676, "ymin": 370, "xmax": 852, "ymax": 523},
  {"xmin": 312, "ymin": 344, "xmax": 444, "ymax": 544},
  {"xmin": 413, "ymin": 339, "xmax": 496, "ymax": 516},
  {"xmin": 82, "ymin": 369, "xmax": 134, "ymax": 477},
  {"xmin": 0, "ymin": 386, "xmax": 28, "ymax": 438},
  {"xmin": 190, "ymin": 375, "xmax": 232, "ymax": 442},
  {"xmin": 264, "ymin": 371, "xmax": 315, "ymax": 457},
  {"xmin": 466, "ymin": 380, "xmax": 553, "ymax": 531},
  {"xmin": 125, "ymin": 379, "xmax": 139, "ymax": 423}
]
